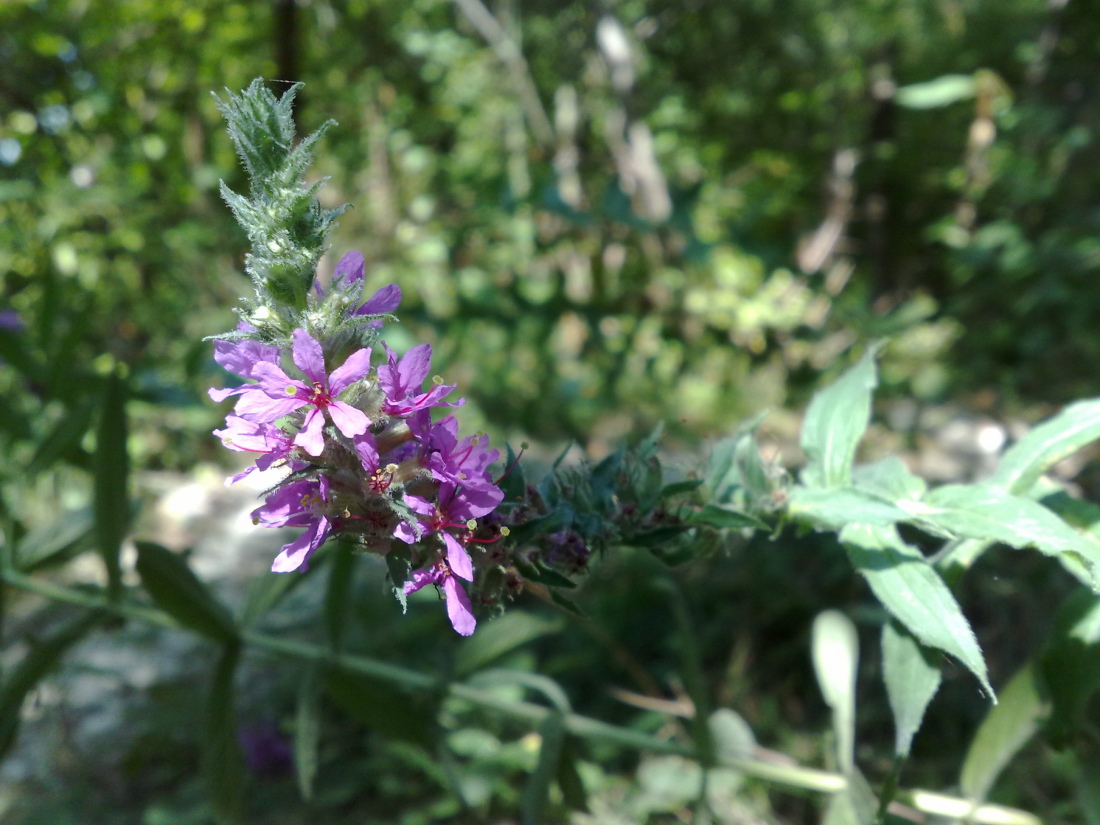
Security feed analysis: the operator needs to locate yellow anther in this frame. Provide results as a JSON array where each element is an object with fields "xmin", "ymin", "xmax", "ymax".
[
  {"xmin": 285, "ymin": 385, "xmax": 297, "ymax": 395},
  {"xmin": 500, "ymin": 526, "xmax": 511, "ymax": 537}
]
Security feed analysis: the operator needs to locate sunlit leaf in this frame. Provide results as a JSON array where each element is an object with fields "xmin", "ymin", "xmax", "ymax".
[
  {"xmin": 882, "ymin": 620, "xmax": 941, "ymax": 758},
  {"xmin": 812, "ymin": 610, "xmax": 859, "ymax": 772},
  {"xmin": 801, "ymin": 347, "xmax": 880, "ymax": 489},
  {"xmin": 960, "ymin": 664, "xmax": 1047, "ymax": 805},
  {"xmin": 842, "ymin": 524, "xmax": 993, "ymax": 699},
  {"xmin": 895, "ymin": 74, "xmax": 976, "ymax": 109},
  {"xmin": 135, "ymin": 541, "xmax": 238, "ymax": 642}
]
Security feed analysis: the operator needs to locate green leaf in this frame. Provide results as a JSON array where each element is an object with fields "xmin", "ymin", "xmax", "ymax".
[
  {"xmin": 660, "ymin": 479, "xmax": 703, "ymax": 498},
  {"xmin": 135, "ymin": 541, "xmax": 238, "ymax": 643},
  {"xmin": 851, "ymin": 456, "xmax": 926, "ymax": 502},
  {"xmin": 25, "ymin": 398, "xmax": 95, "ymax": 477},
  {"xmin": 812, "ymin": 610, "xmax": 859, "ymax": 771},
  {"xmin": 295, "ymin": 668, "xmax": 322, "ymax": 801},
  {"xmin": 0, "ymin": 609, "xmax": 103, "ymax": 759},
  {"xmin": 324, "ymin": 542, "xmax": 356, "ymax": 651},
  {"xmin": 881, "ymin": 620, "xmax": 942, "ymax": 758},
  {"xmin": 919, "ymin": 484, "xmax": 1100, "ymax": 587},
  {"xmin": 992, "ymin": 398, "xmax": 1100, "ymax": 494},
  {"xmin": 455, "ymin": 611, "xmax": 564, "ymax": 678},
  {"xmin": 1039, "ymin": 588, "xmax": 1100, "ymax": 744},
  {"xmin": 522, "ymin": 712, "xmax": 566, "ymax": 825},
  {"xmin": 708, "ymin": 708, "xmax": 756, "ymax": 760},
  {"xmin": 15, "ymin": 507, "xmax": 94, "ymax": 572},
  {"xmin": 960, "ymin": 664, "xmax": 1047, "ymax": 805},
  {"xmin": 239, "ymin": 565, "xmax": 315, "ymax": 629},
  {"xmin": 823, "ymin": 768, "xmax": 878, "ymax": 825},
  {"xmin": 498, "ymin": 442, "xmax": 528, "ymax": 502},
  {"xmin": 556, "ymin": 737, "xmax": 589, "ymax": 813},
  {"xmin": 385, "ymin": 543, "xmax": 412, "ymax": 613},
  {"xmin": 689, "ymin": 504, "xmax": 768, "ymax": 531},
  {"xmin": 788, "ymin": 486, "xmax": 909, "ymax": 531},
  {"xmin": 800, "ymin": 347, "xmax": 880, "ymax": 489},
  {"xmin": 513, "ymin": 556, "xmax": 578, "ymax": 589},
  {"xmin": 93, "ymin": 369, "xmax": 130, "ymax": 599},
  {"xmin": 842, "ymin": 524, "xmax": 993, "ymax": 699},
  {"xmin": 894, "ymin": 74, "xmax": 976, "ymax": 109},
  {"xmin": 324, "ymin": 667, "xmax": 435, "ymax": 747},
  {"xmin": 204, "ymin": 643, "xmax": 245, "ymax": 825}
]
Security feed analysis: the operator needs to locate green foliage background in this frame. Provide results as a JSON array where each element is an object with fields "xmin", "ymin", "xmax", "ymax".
[{"xmin": 4, "ymin": 0, "xmax": 1100, "ymax": 822}]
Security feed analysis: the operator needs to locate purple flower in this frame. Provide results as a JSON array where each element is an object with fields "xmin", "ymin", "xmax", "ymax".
[
  {"xmin": 252, "ymin": 476, "xmax": 333, "ymax": 572},
  {"xmin": 315, "ymin": 251, "xmax": 402, "ymax": 325},
  {"xmin": 404, "ymin": 551, "xmax": 477, "ymax": 636},
  {"xmin": 415, "ymin": 415, "xmax": 501, "ymax": 492},
  {"xmin": 377, "ymin": 343, "xmax": 457, "ymax": 417},
  {"xmin": 239, "ymin": 329, "xmax": 372, "ymax": 456},
  {"xmin": 212, "ymin": 415, "xmax": 298, "ymax": 484},
  {"xmin": 354, "ymin": 432, "xmax": 397, "ymax": 495},
  {"xmin": 208, "ymin": 333, "xmax": 282, "ymax": 403}
]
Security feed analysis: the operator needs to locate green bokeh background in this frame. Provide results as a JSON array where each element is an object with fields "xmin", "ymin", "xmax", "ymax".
[{"xmin": 4, "ymin": 0, "xmax": 1100, "ymax": 822}]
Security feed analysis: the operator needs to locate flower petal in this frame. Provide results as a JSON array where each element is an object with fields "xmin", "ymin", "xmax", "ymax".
[
  {"xmin": 328, "ymin": 347, "xmax": 372, "ymax": 394},
  {"xmin": 444, "ymin": 533, "xmax": 474, "ymax": 581},
  {"xmin": 214, "ymin": 338, "xmax": 281, "ymax": 379},
  {"xmin": 295, "ymin": 408, "xmax": 327, "ymax": 456},
  {"xmin": 334, "ymin": 250, "xmax": 365, "ymax": 285},
  {"xmin": 356, "ymin": 283, "xmax": 402, "ymax": 316},
  {"xmin": 291, "ymin": 329, "xmax": 327, "ymax": 383},
  {"xmin": 234, "ymin": 389, "xmax": 307, "ymax": 423},
  {"xmin": 271, "ymin": 517, "xmax": 330, "ymax": 572},
  {"xmin": 403, "ymin": 566, "xmax": 438, "ymax": 594},
  {"xmin": 442, "ymin": 575, "xmax": 477, "ymax": 636},
  {"xmin": 328, "ymin": 400, "xmax": 370, "ymax": 439}
]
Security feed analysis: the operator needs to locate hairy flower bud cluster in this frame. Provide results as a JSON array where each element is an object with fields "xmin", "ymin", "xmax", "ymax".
[{"xmin": 210, "ymin": 251, "xmax": 506, "ymax": 635}]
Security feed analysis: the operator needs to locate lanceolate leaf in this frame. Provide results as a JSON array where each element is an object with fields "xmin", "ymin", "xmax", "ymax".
[
  {"xmin": 800, "ymin": 347, "xmax": 880, "ymax": 489},
  {"xmin": 960, "ymin": 664, "xmax": 1047, "ymax": 805},
  {"xmin": 324, "ymin": 542, "xmax": 355, "ymax": 651},
  {"xmin": 991, "ymin": 398, "xmax": 1100, "ymax": 495},
  {"xmin": 882, "ymin": 620, "xmax": 942, "ymax": 758},
  {"xmin": 841, "ymin": 524, "xmax": 993, "ymax": 699},
  {"xmin": 788, "ymin": 486, "xmax": 909, "ymax": 531},
  {"xmin": 812, "ymin": 610, "xmax": 859, "ymax": 772},
  {"xmin": 204, "ymin": 643, "xmax": 245, "ymax": 825},
  {"xmin": 919, "ymin": 484, "xmax": 1100, "ymax": 588},
  {"xmin": 1039, "ymin": 588, "xmax": 1100, "ymax": 744},
  {"xmin": 16, "ymin": 507, "xmax": 94, "ymax": 572},
  {"xmin": 851, "ymin": 456, "xmax": 926, "ymax": 502},
  {"xmin": 135, "ymin": 541, "xmax": 238, "ymax": 643},
  {"xmin": 689, "ymin": 504, "xmax": 768, "ymax": 531},
  {"xmin": 0, "ymin": 609, "xmax": 103, "ymax": 759},
  {"xmin": 522, "ymin": 712, "xmax": 567, "ymax": 825},
  {"xmin": 295, "ymin": 667, "xmax": 322, "ymax": 801}
]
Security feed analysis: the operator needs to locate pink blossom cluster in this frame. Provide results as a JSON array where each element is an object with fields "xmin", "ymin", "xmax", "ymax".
[{"xmin": 209, "ymin": 252, "xmax": 504, "ymax": 635}]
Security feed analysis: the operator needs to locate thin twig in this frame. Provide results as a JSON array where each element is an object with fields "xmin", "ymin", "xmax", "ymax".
[{"xmin": 450, "ymin": 0, "xmax": 555, "ymax": 146}]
